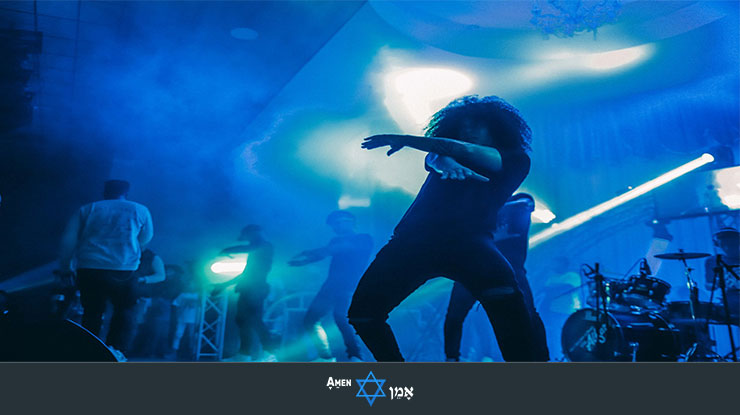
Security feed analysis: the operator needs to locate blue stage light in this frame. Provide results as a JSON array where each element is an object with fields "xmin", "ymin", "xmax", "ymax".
[
  {"xmin": 713, "ymin": 166, "xmax": 740, "ymax": 210},
  {"xmin": 207, "ymin": 254, "xmax": 247, "ymax": 284},
  {"xmin": 384, "ymin": 67, "xmax": 474, "ymax": 132},
  {"xmin": 530, "ymin": 153, "xmax": 715, "ymax": 247},
  {"xmin": 338, "ymin": 195, "xmax": 371, "ymax": 209},
  {"xmin": 583, "ymin": 45, "xmax": 653, "ymax": 71}
]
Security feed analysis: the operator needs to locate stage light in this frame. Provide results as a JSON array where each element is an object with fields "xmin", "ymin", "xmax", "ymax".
[
  {"xmin": 207, "ymin": 254, "xmax": 247, "ymax": 284},
  {"xmin": 584, "ymin": 45, "xmax": 652, "ymax": 70},
  {"xmin": 384, "ymin": 67, "xmax": 474, "ymax": 131},
  {"xmin": 713, "ymin": 166, "xmax": 740, "ymax": 210},
  {"xmin": 530, "ymin": 153, "xmax": 715, "ymax": 247},
  {"xmin": 532, "ymin": 207, "xmax": 556, "ymax": 224},
  {"xmin": 528, "ymin": 44, "xmax": 654, "ymax": 82},
  {"xmin": 338, "ymin": 195, "xmax": 371, "ymax": 209}
]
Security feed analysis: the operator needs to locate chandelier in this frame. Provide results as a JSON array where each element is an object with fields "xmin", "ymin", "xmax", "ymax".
[{"xmin": 530, "ymin": 0, "xmax": 623, "ymax": 39}]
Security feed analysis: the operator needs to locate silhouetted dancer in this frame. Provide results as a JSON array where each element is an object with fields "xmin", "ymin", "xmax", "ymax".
[
  {"xmin": 348, "ymin": 95, "xmax": 548, "ymax": 362},
  {"xmin": 442, "ymin": 192, "xmax": 547, "ymax": 361},
  {"xmin": 219, "ymin": 225, "xmax": 278, "ymax": 362},
  {"xmin": 289, "ymin": 211, "xmax": 372, "ymax": 361}
]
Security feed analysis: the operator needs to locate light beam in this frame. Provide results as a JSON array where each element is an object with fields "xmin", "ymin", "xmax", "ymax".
[{"xmin": 530, "ymin": 153, "xmax": 715, "ymax": 247}]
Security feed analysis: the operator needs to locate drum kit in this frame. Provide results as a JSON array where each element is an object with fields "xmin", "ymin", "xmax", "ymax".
[{"xmin": 561, "ymin": 250, "xmax": 739, "ymax": 362}]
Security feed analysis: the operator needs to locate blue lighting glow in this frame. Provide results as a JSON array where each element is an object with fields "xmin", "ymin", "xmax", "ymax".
[
  {"xmin": 713, "ymin": 166, "xmax": 740, "ymax": 210},
  {"xmin": 208, "ymin": 254, "xmax": 247, "ymax": 284},
  {"xmin": 384, "ymin": 67, "xmax": 474, "ymax": 132},
  {"xmin": 583, "ymin": 45, "xmax": 653, "ymax": 71},
  {"xmin": 532, "ymin": 207, "xmax": 556, "ymax": 224},
  {"xmin": 338, "ymin": 195, "xmax": 371, "ymax": 209},
  {"xmin": 530, "ymin": 153, "xmax": 715, "ymax": 247}
]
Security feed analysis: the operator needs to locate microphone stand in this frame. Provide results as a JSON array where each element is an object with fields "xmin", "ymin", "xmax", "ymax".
[
  {"xmin": 592, "ymin": 263, "xmax": 610, "ymax": 331},
  {"xmin": 715, "ymin": 255, "xmax": 738, "ymax": 362}
]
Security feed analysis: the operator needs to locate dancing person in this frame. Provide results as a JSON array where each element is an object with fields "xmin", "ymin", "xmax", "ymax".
[
  {"xmin": 220, "ymin": 225, "xmax": 278, "ymax": 362},
  {"xmin": 58, "ymin": 180, "xmax": 153, "ymax": 359},
  {"xmin": 442, "ymin": 192, "xmax": 547, "ymax": 361},
  {"xmin": 348, "ymin": 95, "xmax": 548, "ymax": 362},
  {"xmin": 128, "ymin": 249, "xmax": 166, "ymax": 357},
  {"xmin": 289, "ymin": 211, "xmax": 372, "ymax": 361},
  {"xmin": 169, "ymin": 265, "xmax": 199, "ymax": 360}
]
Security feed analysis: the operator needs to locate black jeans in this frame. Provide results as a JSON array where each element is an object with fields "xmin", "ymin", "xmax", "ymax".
[
  {"xmin": 444, "ymin": 275, "xmax": 548, "ymax": 361},
  {"xmin": 304, "ymin": 286, "xmax": 361, "ymax": 359},
  {"xmin": 348, "ymin": 234, "xmax": 549, "ymax": 362},
  {"xmin": 77, "ymin": 268, "xmax": 138, "ymax": 352},
  {"xmin": 235, "ymin": 287, "xmax": 277, "ymax": 355}
]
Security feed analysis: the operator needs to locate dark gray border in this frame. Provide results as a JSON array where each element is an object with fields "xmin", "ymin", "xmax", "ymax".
[{"xmin": 0, "ymin": 363, "xmax": 738, "ymax": 414}]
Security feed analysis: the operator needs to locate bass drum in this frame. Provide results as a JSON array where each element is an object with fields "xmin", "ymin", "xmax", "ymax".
[{"xmin": 561, "ymin": 308, "xmax": 680, "ymax": 362}]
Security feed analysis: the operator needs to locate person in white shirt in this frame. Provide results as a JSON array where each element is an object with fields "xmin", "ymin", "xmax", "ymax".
[{"xmin": 58, "ymin": 180, "xmax": 153, "ymax": 356}]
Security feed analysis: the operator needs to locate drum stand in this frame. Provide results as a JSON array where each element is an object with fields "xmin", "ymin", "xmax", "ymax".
[
  {"xmin": 709, "ymin": 255, "xmax": 738, "ymax": 362},
  {"xmin": 591, "ymin": 264, "xmax": 609, "ymax": 324},
  {"xmin": 677, "ymin": 255, "xmax": 703, "ymax": 361},
  {"xmin": 590, "ymin": 264, "xmax": 620, "ymax": 357}
]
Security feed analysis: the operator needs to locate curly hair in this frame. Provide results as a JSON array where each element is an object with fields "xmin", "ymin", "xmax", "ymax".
[{"xmin": 424, "ymin": 95, "xmax": 532, "ymax": 152}]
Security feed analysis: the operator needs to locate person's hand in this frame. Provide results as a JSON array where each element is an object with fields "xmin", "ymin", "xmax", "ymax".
[
  {"xmin": 428, "ymin": 155, "xmax": 489, "ymax": 182},
  {"xmin": 361, "ymin": 134, "xmax": 407, "ymax": 156}
]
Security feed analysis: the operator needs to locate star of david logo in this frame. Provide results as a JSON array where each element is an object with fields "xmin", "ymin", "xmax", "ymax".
[{"xmin": 355, "ymin": 371, "xmax": 386, "ymax": 406}]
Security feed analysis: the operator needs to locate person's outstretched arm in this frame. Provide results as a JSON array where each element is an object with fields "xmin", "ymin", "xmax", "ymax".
[
  {"xmin": 425, "ymin": 153, "xmax": 489, "ymax": 182},
  {"xmin": 362, "ymin": 134, "xmax": 504, "ymax": 178},
  {"xmin": 288, "ymin": 247, "xmax": 327, "ymax": 266},
  {"xmin": 220, "ymin": 244, "xmax": 259, "ymax": 255},
  {"xmin": 288, "ymin": 237, "xmax": 362, "ymax": 267}
]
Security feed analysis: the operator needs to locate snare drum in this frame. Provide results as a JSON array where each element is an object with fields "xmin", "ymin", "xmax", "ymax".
[
  {"xmin": 616, "ymin": 276, "xmax": 671, "ymax": 310},
  {"xmin": 561, "ymin": 308, "xmax": 679, "ymax": 362}
]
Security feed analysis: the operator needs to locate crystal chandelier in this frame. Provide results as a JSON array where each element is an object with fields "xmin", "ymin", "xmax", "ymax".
[{"xmin": 530, "ymin": 0, "xmax": 623, "ymax": 39}]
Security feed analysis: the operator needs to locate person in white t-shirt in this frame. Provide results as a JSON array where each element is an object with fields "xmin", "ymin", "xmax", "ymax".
[{"xmin": 58, "ymin": 180, "xmax": 153, "ymax": 356}]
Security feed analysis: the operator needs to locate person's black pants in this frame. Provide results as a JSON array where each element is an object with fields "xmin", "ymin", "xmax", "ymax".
[
  {"xmin": 444, "ymin": 275, "xmax": 548, "ymax": 361},
  {"xmin": 348, "ymin": 234, "xmax": 549, "ymax": 362},
  {"xmin": 235, "ymin": 288, "xmax": 277, "ymax": 356},
  {"xmin": 304, "ymin": 287, "xmax": 361, "ymax": 359},
  {"xmin": 77, "ymin": 268, "xmax": 137, "ymax": 353}
]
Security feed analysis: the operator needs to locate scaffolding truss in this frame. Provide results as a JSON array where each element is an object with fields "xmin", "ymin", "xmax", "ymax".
[{"xmin": 195, "ymin": 291, "xmax": 228, "ymax": 361}]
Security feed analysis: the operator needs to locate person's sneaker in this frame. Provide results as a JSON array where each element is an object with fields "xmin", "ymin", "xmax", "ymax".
[{"xmin": 108, "ymin": 347, "xmax": 127, "ymax": 362}]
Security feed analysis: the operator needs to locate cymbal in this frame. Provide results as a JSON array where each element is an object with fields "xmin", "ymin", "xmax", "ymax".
[{"xmin": 655, "ymin": 252, "xmax": 711, "ymax": 260}]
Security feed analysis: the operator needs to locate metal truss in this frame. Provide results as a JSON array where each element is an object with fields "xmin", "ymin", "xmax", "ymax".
[{"xmin": 195, "ymin": 291, "xmax": 228, "ymax": 361}]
